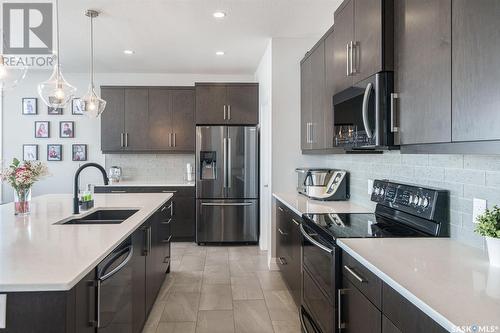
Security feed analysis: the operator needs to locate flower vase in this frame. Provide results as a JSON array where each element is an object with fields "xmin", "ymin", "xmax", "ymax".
[{"xmin": 14, "ymin": 187, "xmax": 32, "ymax": 215}]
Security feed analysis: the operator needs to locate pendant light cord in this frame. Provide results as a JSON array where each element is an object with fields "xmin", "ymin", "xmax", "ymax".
[
  {"xmin": 55, "ymin": 0, "xmax": 61, "ymax": 73},
  {"xmin": 89, "ymin": 13, "xmax": 94, "ymax": 89}
]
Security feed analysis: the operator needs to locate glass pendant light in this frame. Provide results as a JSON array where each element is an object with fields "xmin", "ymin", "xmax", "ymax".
[
  {"xmin": 37, "ymin": 0, "xmax": 76, "ymax": 108},
  {"xmin": 81, "ymin": 10, "xmax": 106, "ymax": 117}
]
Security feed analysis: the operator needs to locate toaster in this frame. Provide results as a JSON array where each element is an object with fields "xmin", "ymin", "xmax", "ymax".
[{"xmin": 296, "ymin": 168, "xmax": 349, "ymax": 201}]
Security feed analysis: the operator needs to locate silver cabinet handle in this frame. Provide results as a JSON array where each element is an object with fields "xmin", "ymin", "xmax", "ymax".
[
  {"xmin": 278, "ymin": 228, "xmax": 287, "ymax": 236},
  {"xmin": 162, "ymin": 190, "xmax": 177, "ymax": 193},
  {"xmin": 87, "ymin": 280, "xmax": 98, "ymax": 327},
  {"xmin": 170, "ymin": 202, "xmax": 174, "ymax": 216},
  {"xmin": 162, "ymin": 235, "xmax": 172, "ymax": 243},
  {"xmin": 390, "ymin": 93, "xmax": 400, "ymax": 133},
  {"xmin": 349, "ymin": 41, "xmax": 355, "ymax": 75},
  {"xmin": 227, "ymin": 137, "xmax": 232, "ymax": 188},
  {"xmin": 338, "ymin": 289, "xmax": 347, "ymax": 330},
  {"xmin": 344, "ymin": 265, "xmax": 366, "ymax": 283},
  {"xmin": 346, "ymin": 42, "xmax": 350, "ymax": 76},
  {"xmin": 125, "ymin": 132, "xmax": 129, "ymax": 147},
  {"xmin": 120, "ymin": 133, "xmax": 124, "ymax": 147},
  {"xmin": 223, "ymin": 105, "xmax": 227, "ymax": 120},
  {"xmin": 96, "ymin": 279, "xmax": 101, "ymax": 328},
  {"xmin": 161, "ymin": 205, "xmax": 168, "ymax": 212},
  {"xmin": 362, "ymin": 82, "xmax": 374, "ymax": 139},
  {"xmin": 278, "ymin": 206, "xmax": 284, "ymax": 212},
  {"xmin": 299, "ymin": 224, "xmax": 333, "ymax": 254},
  {"xmin": 110, "ymin": 190, "xmax": 127, "ymax": 193},
  {"xmin": 278, "ymin": 257, "xmax": 287, "ymax": 265},
  {"xmin": 351, "ymin": 41, "xmax": 359, "ymax": 74},
  {"xmin": 227, "ymin": 105, "xmax": 231, "ymax": 120},
  {"xmin": 173, "ymin": 133, "xmax": 176, "ymax": 147},
  {"xmin": 100, "ymin": 246, "xmax": 134, "ymax": 282},
  {"xmin": 161, "ymin": 218, "xmax": 172, "ymax": 225},
  {"xmin": 168, "ymin": 133, "xmax": 172, "ymax": 147},
  {"xmin": 292, "ymin": 219, "xmax": 300, "ymax": 226},
  {"xmin": 201, "ymin": 202, "xmax": 253, "ymax": 206}
]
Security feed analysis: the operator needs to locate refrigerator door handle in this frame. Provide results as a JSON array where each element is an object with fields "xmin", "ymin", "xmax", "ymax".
[
  {"xmin": 227, "ymin": 138, "xmax": 232, "ymax": 189},
  {"xmin": 223, "ymin": 137, "xmax": 228, "ymax": 188},
  {"xmin": 201, "ymin": 202, "xmax": 253, "ymax": 206}
]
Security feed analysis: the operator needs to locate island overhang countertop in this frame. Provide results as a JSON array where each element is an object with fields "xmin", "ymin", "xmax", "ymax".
[{"xmin": 0, "ymin": 193, "xmax": 172, "ymax": 292}]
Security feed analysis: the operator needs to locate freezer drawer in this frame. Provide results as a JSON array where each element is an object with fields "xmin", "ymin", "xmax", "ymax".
[{"xmin": 196, "ymin": 199, "xmax": 259, "ymax": 243}]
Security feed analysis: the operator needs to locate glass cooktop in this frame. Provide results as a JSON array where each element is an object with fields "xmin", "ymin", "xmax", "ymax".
[{"xmin": 302, "ymin": 213, "xmax": 430, "ymax": 240}]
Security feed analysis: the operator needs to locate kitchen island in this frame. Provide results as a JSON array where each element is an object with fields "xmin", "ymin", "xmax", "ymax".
[{"xmin": 0, "ymin": 193, "xmax": 173, "ymax": 332}]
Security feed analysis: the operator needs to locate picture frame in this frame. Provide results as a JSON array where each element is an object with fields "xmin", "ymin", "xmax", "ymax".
[
  {"xmin": 48, "ymin": 106, "xmax": 63, "ymax": 115},
  {"xmin": 72, "ymin": 144, "xmax": 87, "ymax": 161},
  {"xmin": 72, "ymin": 98, "xmax": 84, "ymax": 115},
  {"xmin": 23, "ymin": 144, "xmax": 38, "ymax": 161},
  {"xmin": 22, "ymin": 98, "xmax": 37, "ymax": 115},
  {"xmin": 34, "ymin": 121, "xmax": 50, "ymax": 138},
  {"xmin": 59, "ymin": 121, "xmax": 75, "ymax": 138},
  {"xmin": 47, "ymin": 144, "xmax": 62, "ymax": 161}
]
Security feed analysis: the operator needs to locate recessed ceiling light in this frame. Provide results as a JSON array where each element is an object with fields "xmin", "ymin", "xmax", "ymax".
[
  {"xmin": 213, "ymin": 11, "xmax": 226, "ymax": 18},
  {"xmin": 123, "ymin": 50, "xmax": 135, "ymax": 55},
  {"xmin": 216, "ymin": 51, "xmax": 225, "ymax": 56}
]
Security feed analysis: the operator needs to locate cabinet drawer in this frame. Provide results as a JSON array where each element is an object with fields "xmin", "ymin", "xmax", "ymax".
[
  {"xmin": 342, "ymin": 251, "xmax": 382, "ymax": 309},
  {"xmin": 382, "ymin": 283, "xmax": 448, "ymax": 333},
  {"xmin": 158, "ymin": 200, "xmax": 173, "ymax": 222}
]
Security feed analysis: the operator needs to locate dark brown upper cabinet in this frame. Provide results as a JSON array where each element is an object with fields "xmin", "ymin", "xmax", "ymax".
[
  {"xmin": 394, "ymin": 0, "xmax": 452, "ymax": 145},
  {"xmin": 101, "ymin": 86, "xmax": 195, "ymax": 153},
  {"xmin": 195, "ymin": 83, "xmax": 259, "ymax": 125},
  {"xmin": 301, "ymin": 27, "xmax": 336, "ymax": 152},
  {"xmin": 332, "ymin": 0, "xmax": 393, "ymax": 95},
  {"xmin": 452, "ymin": 0, "xmax": 500, "ymax": 142}
]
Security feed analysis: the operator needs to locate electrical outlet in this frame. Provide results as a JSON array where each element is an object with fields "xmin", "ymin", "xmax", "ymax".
[
  {"xmin": 472, "ymin": 198, "xmax": 487, "ymax": 224},
  {"xmin": 368, "ymin": 179, "xmax": 374, "ymax": 195}
]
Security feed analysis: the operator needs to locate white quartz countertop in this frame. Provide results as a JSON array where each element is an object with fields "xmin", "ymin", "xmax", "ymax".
[
  {"xmin": 337, "ymin": 238, "xmax": 500, "ymax": 332},
  {"xmin": 95, "ymin": 181, "xmax": 195, "ymax": 187},
  {"xmin": 272, "ymin": 192, "xmax": 370, "ymax": 216},
  {"xmin": 0, "ymin": 193, "xmax": 172, "ymax": 292}
]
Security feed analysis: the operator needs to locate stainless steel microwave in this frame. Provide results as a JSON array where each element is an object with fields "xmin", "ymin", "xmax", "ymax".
[{"xmin": 332, "ymin": 72, "xmax": 399, "ymax": 150}]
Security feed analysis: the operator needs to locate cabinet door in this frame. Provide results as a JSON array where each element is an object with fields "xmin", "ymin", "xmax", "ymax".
[
  {"xmin": 101, "ymin": 87, "xmax": 125, "ymax": 152},
  {"xmin": 125, "ymin": 88, "xmax": 150, "ymax": 150},
  {"xmin": 382, "ymin": 315, "xmax": 402, "ymax": 333},
  {"xmin": 310, "ymin": 42, "xmax": 327, "ymax": 150},
  {"xmin": 300, "ymin": 56, "xmax": 313, "ymax": 150},
  {"xmin": 395, "ymin": 0, "xmax": 451, "ymax": 145},
  {"xmin": 171, "ymin": 196, "xmax": 196, "ymax": 241},
  {"xmin": 74, "ymin": 270, "xmax": 97, "ymax": 333},
  {"xmin": 276, "ymin": 204, "xmax": 288, "ymax": 271},
  {"xmin": 332, "ymin": 0, "xmax": 354, "ymax": 94},
  {"xmin": 324, "ymin": 30, "xmax": 336, "ymax": 149},
  {"xmin": 226, "ymin": 84, "xmax": 259, "ymax": 125},
  {"xmin": 452, "ymin": 0, "xmax": 500, "ymax": 142},
  {"xmin": 132, "ymin": 226, "xmax": 146, "ymax": 333},
  {"xmin": 288, "ymin": 215, "xmax": 302, "ymax": 308},
  {"xmin": 341, "ymin": 277, "xmax": 381, "ymax": 333},
  {"xmin": 354, "ymin": 0, "xmax": 383, "ymax": 81},
  {"xmin": 148, "ymin": 89, "xmax": 172, "ymax": 150},
  {"xmin": 195, "ymin": 85, "xmax": 226, "ymax": 124},
  {"xmin": 172, "ymin": 89, "xmax": 195, "ymax": 151}
]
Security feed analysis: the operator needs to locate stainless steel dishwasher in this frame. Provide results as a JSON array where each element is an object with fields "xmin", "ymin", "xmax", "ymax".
[{"xmin": 96, "ymin": 237, "xmax": 134, "ymax": 333}]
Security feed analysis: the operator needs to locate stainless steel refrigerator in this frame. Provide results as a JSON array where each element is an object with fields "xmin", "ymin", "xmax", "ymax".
[{"xmin": 196, "ymin": 126, "xmax": 259, "ymax": 243}]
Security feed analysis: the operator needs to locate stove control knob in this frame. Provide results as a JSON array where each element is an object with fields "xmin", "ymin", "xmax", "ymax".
[
  {"xmin": 412, "ymin": 195, "xmax": 420, "ymax": 205},
  {"xmin": 374, "ymin": 187, "xmax": 380, "ymax": 195},
  {"xmin": 379, "ymin": 188, "xmax": 385, "ymax": 196},
  {"xmin": 418, "ymin": 197, "xmax": 425, "ymax": 207},
  {"xmin": 422, "ymin": 197, "xmax": 430, "ymax": 208}
]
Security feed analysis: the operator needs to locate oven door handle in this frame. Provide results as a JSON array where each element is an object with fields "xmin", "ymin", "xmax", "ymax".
[
  {"xmin": 300, "ymin": 224, "xmax": 333, "ymax": 254},
  {"xmin": 362, "ymin": 82, "xmax": 374, "ymax": 139}
]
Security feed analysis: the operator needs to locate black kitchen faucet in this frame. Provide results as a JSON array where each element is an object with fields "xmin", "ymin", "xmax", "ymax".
[{"xmin": 73, "ymin": 162, "xmax": 109, "ymax": 214}]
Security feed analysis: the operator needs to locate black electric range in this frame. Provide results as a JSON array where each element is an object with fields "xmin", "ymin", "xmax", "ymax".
[{"xmin": 299, "ymin": 179, "xmax": 449, "ymax": 333}]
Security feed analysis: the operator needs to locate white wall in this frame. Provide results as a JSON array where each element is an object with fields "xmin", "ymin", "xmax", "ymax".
[
  {"xmin": 255, "ymin": 40, "xmax": 272, "ymax": 252},
  {"xmin": 1, "ymin": 70, "xmax": 254, "ymax": 203}
]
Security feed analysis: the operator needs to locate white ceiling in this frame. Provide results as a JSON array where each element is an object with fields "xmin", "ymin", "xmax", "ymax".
[{"xmin": 58, "ymin": 0, "xmax": 341, "ymax": 74}]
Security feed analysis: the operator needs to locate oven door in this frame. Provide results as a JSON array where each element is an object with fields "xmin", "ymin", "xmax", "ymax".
[
  {"xmin": 332, "ymin": 72, "xmax": 393, "ymax": 149},
  {"xmin": 300, "ymin": 223, "xmax": 338, "ymax": 333}
]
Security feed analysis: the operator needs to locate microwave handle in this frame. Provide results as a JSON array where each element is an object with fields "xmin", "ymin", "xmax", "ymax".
[{"xmin": 362, "ymin": 82, "xmax": 374, "ymax": 139}]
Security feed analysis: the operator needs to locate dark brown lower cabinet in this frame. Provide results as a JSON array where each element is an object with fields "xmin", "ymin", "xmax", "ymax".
[
  {"xmin": 382, "ymin": 315, "xmax": 402, "ymax": 333},
  {"xmin": 275, "ymin": 200, "xmax": 301, "ymax": 307},
  {"xmin": 340, "ymin": 277, "xmax": 381, "ymax": 333}
]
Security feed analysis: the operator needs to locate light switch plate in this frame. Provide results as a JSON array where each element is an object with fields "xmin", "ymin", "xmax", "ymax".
[
  {"xmin": 367, "ymin": 179, "xmax": 374, "ymax": 195},
  {"xmin": 472, "ymin": 198, "xmax": 487, "ymax": 224},
  {"xmin": 0, "ymin": 294, "xmax": 6, "ymax": 329}
]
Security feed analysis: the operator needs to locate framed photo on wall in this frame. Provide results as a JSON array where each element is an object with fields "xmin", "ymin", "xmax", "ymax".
[
  {"xmin": 59, "ymin": 121, "xmax": 74, "ymax": 138},
  {"xmin": 72, "ymin": 144, "xmax": 87, "ymax": 161},
  {"xmin": 23, "ymin": 144, "xmax": 38, "ymax": 161},
  {"xmin": 48, "ymin": 106, "xmax": 63, "ymax": 115},
  {"xmin": 22, "ymin": 98, "xmax": 37, "ymax": 115},
  {"xmin": 47, "ymin": 144, "xmax": 62, "ymax": 161},
  {"xmin": 34, "ymin": 121, "xmax": 50, "ymax": 138},
  {"xmin": 72, "ymin": 98, "xmax": 84, "ymax": 115}
]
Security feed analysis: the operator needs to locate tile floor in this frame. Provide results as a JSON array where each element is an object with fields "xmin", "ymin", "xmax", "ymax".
[{"xmin": 142, "ymin": 242, "xmax": 300, "ymax": 333}]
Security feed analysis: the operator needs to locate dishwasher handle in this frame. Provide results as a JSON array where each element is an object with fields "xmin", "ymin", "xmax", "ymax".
[
  {"xmin": 300, "ymin": 224, "xmax": 333, "ymax": 254},
  {"xmin": 98, "ymin": 245, "xmax": 134, "ymax": 282}
]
